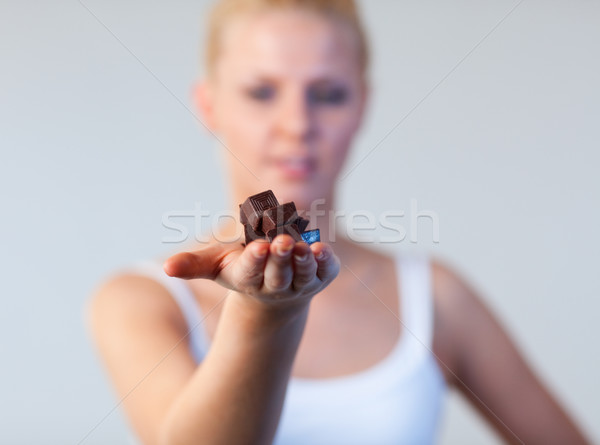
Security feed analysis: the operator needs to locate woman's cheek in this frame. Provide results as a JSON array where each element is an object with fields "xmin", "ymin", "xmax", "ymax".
[
  {"xmin": 228, "ymin": 112, "xmax": 268, "ymax": 149},
  {"xmin": 320, "ymin": 105, "xmax": 361, "ymax": 132}
]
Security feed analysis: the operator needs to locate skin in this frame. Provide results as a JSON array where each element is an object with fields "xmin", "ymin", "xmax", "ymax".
[
  {"xmin": 200, "ymin": 9, "xmax": 367, "ymax": 218},
  {"xmin": 88, "ymin": 8, "xmax": 591, "ymax": 445}
]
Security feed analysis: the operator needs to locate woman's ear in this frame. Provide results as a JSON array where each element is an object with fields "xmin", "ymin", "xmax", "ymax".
[{"xmin": 192, "ymin": 80, "xmax": 218, "ymax": 133}]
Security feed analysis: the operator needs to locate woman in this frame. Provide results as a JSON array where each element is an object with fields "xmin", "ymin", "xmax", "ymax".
[{"xmin": 89, "ymin": 1, "xmax": 591, "ymax": 444}]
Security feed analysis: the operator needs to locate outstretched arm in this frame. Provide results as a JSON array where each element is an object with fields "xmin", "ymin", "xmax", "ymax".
[
  {"xmin": 432, "ymin": 259, "xmax": 591, "ymax": 445},
  {"xmin": 89, "ymin": 236, "xmax": 339, "ymax": 445}
]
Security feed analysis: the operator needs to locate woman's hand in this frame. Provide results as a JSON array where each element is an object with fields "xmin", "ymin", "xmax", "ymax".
[{"xmin": 163, "ymin": 235, "xmax": 339, "ymax": 308}]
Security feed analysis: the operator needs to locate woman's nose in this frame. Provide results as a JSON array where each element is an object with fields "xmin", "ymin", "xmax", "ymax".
[{"xmin": 276, "ymin": 89, "xmax": 315, "ymax": 142}]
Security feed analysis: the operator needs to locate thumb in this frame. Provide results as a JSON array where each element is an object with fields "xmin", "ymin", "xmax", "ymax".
[{"xmin": 163, "ymin": 243, "xmax": 238, "ymax": 280}]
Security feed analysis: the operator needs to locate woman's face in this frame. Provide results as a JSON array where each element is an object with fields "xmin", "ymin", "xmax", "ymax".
[{"xmin": 197, "ymin": 8, "xmax": 368, "ymax": 209}]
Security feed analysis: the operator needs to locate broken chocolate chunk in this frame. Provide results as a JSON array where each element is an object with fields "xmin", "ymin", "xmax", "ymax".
[
  {"xmin": 240, "ymin": 190, "xmax": 279, "ymax": 231},
  {"xmin": 239, "ymin": 190, "xmax": 319, "ymax": 245},
  {"xmin": 244, "ymin": 224, "xmax": 265, "ymax": 243},
  {"xmin": 262, "ymin": 202, "xmax": 298, "ymax": 233},
  {"xmin": 294, "ymin": 216, "xmax": 309, "ymax": 233},
  {"xmin": 239, "ymin": 204, "xmax": 248, "ymax": 225}
]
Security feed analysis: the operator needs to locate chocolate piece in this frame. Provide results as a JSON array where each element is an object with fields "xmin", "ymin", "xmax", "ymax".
[
  {"xmin": 262, "ymin": 202, "xmax": 298, "ymax": 233},
  {"xmin": 266, "ymin": 223, "xmax": 302, "ymax": 242},
  {"xmin": 239, "ymin": 190, "xmax": 319, "ymax": 245},
  {"xmin": 301, "ymin": 229, "xmax": 320, "ymax": 245},
  {"xmin": 240, "ymin": 190, "xmax": 279, "ymax": 231},
  {"xmin": 239, "ymin": 204, "xmax": 248, "ymax": 225},
  {"xmin": 295, "ymin": 216, "xmax": 309, "ymax": 233},
  {"xmin": 244, "ymin": 224, "xmax": 265, "ymax": 243}
]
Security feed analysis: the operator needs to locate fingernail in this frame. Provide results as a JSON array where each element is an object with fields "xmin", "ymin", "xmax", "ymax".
[
  {"xmin": 252, "ymin": 247, "xmax": 267, "ymax": 259},
  {"xmin": 294, "ymin": 253, "xmax": 309, "ymax": 262},
  {"xmin": 316, "ymin": 250, "xmax": 326, "ymax": 260},
  {"xmin": 276, "ymin": 243, "xmax": 293, "ymax": 256}
]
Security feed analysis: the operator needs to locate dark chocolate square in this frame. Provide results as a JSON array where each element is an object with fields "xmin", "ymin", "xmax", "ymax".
[
  {"xmin": 262, "ymin": 202, "xmax": 298, "ymax": 233},
  {"xmin": 295, "ymin": 216, "xmax": 309, "ymax": 233},
  {"xmin": 244, "ymin": 224, "xmax": 265, "ymax": 244},
  {"xmin": 239, "ymin": 204, "xmax": 248, "ymax": 225},
  {"xmin": 240, "ymin": 190, "xmax": 279, "ymax": 230}
]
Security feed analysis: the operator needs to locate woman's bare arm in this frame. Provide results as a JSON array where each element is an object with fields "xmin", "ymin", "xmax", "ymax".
[
  {"xmin": 89, "ymin": 236, "xmax": 339, "ymax": 445},
  {"xmin": 432, "ymin": 259, "xmax": 591, "ymax": 445}
]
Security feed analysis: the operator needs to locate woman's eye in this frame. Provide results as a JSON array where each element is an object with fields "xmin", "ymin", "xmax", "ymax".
[
  {"xmin": 308, "ymin": 87, "xmax": 348, "ymax": 105},
  {"xmin": 247, "ymin": 86, "xmax": 275, "ymax": 101}
]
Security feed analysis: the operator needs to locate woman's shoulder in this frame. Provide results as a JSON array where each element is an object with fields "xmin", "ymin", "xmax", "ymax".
[
  {"xmin": 87, "ymin": 264, "xmax": 201, "ymax": 442},
  {"xmin": 87, "ymin": 262, "xmax": 190, "ymax": 343},
  {"xmin": 428, "ymin": 255, "xmax": 509, "ymax": 385},
  {"xmin": 429, "ymin": 255, "xmax": 486, "ymax": 319}
]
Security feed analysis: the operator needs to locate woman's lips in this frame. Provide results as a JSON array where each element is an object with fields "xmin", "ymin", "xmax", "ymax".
[{"xmin": 270, "ymin": 156, "xmax": 316, "ymax": 180}]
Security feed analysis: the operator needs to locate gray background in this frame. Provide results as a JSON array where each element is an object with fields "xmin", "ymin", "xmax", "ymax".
[{"xmin": 1, "ymin": 0, "xmax": 598, "ymax": 443}]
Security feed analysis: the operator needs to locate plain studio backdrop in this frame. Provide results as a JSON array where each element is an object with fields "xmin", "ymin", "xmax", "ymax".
[{"xmin": 1, "ymin": 0, "xmax": 598, "ymax": 444}]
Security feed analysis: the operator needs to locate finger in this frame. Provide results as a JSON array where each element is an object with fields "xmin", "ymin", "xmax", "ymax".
[
  {"xmin": 292, "ymin": 242, "xmax": 317, "ymax": 290},
  {"xmin": 262, "ymin": 235, "xmax": 295, "ymax": 292},
  {"xmin": 163, "ymin": 243, "xmax": 235, "ymax": 280},
  {"xmin": 229, "ymin": 239, "xmax": 270, "ymax": 289},
  {"xmin": 310, "ymin": 242, "xmax": 340, "ymax": 284}
]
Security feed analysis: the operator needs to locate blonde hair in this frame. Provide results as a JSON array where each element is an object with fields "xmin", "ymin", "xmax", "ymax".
[{"xmin": 204, "ymin": 0, "xmax": 369, "ymax": 77}]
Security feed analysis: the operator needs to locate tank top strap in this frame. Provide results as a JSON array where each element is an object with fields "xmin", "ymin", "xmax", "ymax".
[
  {"xmin": 397, "ymin": 253, "xmax": 434, "ymax": 350},
  {"xmin": 127, "ymin": 260, "xmax": 210, "ymax": 362}
]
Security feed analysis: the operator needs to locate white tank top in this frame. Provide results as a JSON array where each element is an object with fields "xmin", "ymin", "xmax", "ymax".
[{"xmin": 131, "ymin": 253, "xmax": 446, "ymax": 444}]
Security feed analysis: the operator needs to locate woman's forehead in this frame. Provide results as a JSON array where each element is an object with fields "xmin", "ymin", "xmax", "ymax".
[{"xmin": 217, "ymin": 9, "xmax": 361, "ymax": 80}]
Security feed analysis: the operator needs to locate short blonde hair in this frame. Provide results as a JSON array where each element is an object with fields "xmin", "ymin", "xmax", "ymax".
[{"xmin": 204, "ymin": 0, "xmax": 369, "ymax": 77}]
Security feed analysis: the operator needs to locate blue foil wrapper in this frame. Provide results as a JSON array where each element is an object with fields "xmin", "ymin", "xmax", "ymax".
[{"xmin": 301, "ymin": 229, "xmax": 320, "ymax": 245}]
